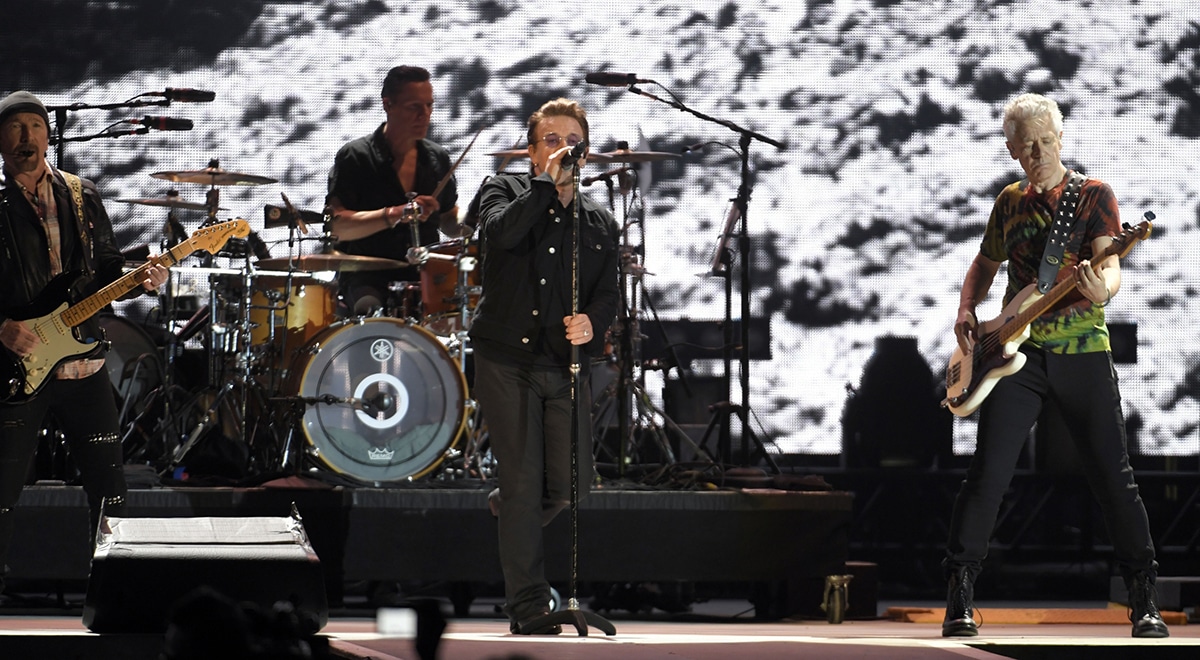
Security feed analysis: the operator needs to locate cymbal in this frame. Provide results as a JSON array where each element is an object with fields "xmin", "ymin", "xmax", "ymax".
[
  {"xmin": 257, "ymin": 251, "xmax": 407, "ymax": 272},
  {"xmin": 594, "ymin": 149, "xmax": 681, "ymax": 163},
  {"xmin": 151, "ymin": 166, "xmax": 278, "ymax": 186},
  {"xmin": 487, "ymin": 148, "xmax": 615, "ymax": 165},
  {"xmin": 117, "ymin": 196, "xmax": 223, "ymax": 211}
]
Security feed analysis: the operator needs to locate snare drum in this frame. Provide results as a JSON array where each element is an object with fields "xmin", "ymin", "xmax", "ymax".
[
  {"xmin": 418, "ymin": 239, "xmax": 480, "ymax": 336},
  {"xmin": 249, "ymin": 275, "xmax": 337, "ymax": 350},
  {"xmin": 286, "ymin": 318, "xmax": 467, "ymax": 482}
]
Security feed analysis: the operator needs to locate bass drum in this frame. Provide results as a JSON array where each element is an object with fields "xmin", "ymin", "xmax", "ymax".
[{"xmin": 288, "ymin": 318, "xmax": 467, "ymax": 483}]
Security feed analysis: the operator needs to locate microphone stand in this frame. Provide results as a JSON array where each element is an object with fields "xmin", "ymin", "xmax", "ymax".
[
  {"xmin": 45, "ymin": 95, "xmax": 173, "ymax": 166},
  {"xmin": 520, "ymin": 163, "xmax": 616, "ymax": 637},
  {"xmin": 623, "ymin": 83, "xmax": 782, "ymax": 471}
]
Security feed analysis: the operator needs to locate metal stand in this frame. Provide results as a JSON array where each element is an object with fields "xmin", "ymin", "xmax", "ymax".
[
  {"xmin": 619, "ymin": 82, "xmax": 784, "ymax": 471},
  {"xmin": 521, "ymin": 160, "xmax": 615, "ymax": 637}
]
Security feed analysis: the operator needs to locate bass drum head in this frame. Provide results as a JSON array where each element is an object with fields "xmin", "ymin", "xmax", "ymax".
[{"xmin": 291, "ymin": 318, "xmax": 467, "ymax": 483}]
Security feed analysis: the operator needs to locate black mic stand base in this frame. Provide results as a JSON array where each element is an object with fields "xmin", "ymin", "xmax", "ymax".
[{"xmin": 518, "ymin": 604, "xmax": 616, "ymax": 637}]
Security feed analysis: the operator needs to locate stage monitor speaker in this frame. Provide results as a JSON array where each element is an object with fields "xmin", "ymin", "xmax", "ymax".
[{"xmin": 82, "ymin": 510, "xmax": 328, "ymax": 633}]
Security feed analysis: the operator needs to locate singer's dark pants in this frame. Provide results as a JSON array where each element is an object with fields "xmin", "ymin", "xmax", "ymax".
[
  {"xmin": 0, "ymin": 370, "xmax": 128, "ymax": 593},
  {"xmin": 473, "ymin": 351, "xmax": 593, "ymax": 622},
  {"xmin": 944, "ymin": 347, "xmax": 1157, "ymax": 582}
]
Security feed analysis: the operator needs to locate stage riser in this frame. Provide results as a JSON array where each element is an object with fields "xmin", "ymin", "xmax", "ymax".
[{"xmin": 9, "ymin": 486, "xmax": 851, "ymax": 592}]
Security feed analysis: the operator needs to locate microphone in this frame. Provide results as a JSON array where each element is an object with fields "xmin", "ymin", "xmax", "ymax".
[
  {"xmin": 280, "ymin": 192, "xmax": 310, "ymax": 235},
  {"xmin": 682, "ymin": 141, "xmax": 709, "ymax": 153},
  {"xmin": 246, "ymin": 231, "xmax": 272, "ymax": 260},
  {"xmin": 130, "ymin": 116, "xmax": 194, "ymax": 131},
  {"xmin": 581, "ymin": 166, "xmax": 630, "ymax": 187},
  {"xmin": 560, "ymin": 141, "xmax": 587, "ymax": 169},
  {"xmin": 159, "ymin": 88, "xmax": 216, "ymax": 102},
  {"xmin": 359, "ymin": 391, "xmax": 395, "ymax": 416},
  {"xmin": 585, "ymin": 72, "xmax": 651, "ymax": 87}
]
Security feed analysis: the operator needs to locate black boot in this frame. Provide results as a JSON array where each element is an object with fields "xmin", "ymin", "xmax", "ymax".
[
  {"xmin": 942, "ymin": 566, "xmax": 979, "ymax": 637},
  {"xmin": 1128, "ymin": 571, "xmax": 1170, "ymax": 638}
]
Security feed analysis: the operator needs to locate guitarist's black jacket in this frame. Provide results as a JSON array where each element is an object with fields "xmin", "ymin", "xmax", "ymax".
[{"xmin": 0, "ymin": 166, "xmax": 128, "ymax": 347}]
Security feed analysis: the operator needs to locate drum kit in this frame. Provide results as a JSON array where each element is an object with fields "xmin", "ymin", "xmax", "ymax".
[{"xmin": 106, "ymin": 144, "xmax": 684, "ymax": 485}]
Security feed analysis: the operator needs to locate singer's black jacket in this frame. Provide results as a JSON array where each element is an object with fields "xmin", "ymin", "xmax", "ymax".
[{"xmin": 469, "ymin": 171, "xmax": 619, "ymax": 367}]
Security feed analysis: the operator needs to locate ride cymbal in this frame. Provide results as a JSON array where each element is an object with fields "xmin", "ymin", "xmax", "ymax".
[
  {"xmin": 151, "ymin": 166, "xmax": 278, "ymax": 186},
  {"xmin": 117, "ymin": 196, "xmax": 219, "ymax": 211},
  {"xmin": 487, "ymin": 148, "xmax": 615, "ymax": 164},
  {"xmin": 594, "ymin": 149, "xmax": 681, "ymax": 163},
  {"xmin": 257, "ymin": 251, "xmax": 407, "ymax": 272}
]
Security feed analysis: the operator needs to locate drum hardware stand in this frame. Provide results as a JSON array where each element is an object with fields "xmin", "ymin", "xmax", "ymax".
[
  {"xmin": 618, "ymin": 82, "xmax": 785, "ymax": 472},
  {"xmin": 587, "ymin": 160, "xmax": 710, "ymax": 477}
]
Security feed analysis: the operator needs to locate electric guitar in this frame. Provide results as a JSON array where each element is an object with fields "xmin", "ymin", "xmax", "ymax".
[
  {"xmin": 0, "ymin": 219, "xmax": 249, "ymax": 404},
  {"xmin": 942, "ymin": 220, "xmax": 1151, "ymax": 417}
]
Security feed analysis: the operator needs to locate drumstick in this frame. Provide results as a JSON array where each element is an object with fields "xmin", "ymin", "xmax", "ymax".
[{"xmin": 431, "ymin": 126, "xmax": 484, "ymax": 201}]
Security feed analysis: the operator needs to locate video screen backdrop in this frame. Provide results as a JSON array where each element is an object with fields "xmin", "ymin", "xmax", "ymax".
[{"xmin": 4, "ymin": 0, "xmax": 1198, "ymax": 457}]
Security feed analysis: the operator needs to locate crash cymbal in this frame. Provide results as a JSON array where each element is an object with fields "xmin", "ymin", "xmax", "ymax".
[
  {"xmin": 151, "ymin": 166, "xmax": 278, "ymax": 186},
  {"xmin": 257, "ymin": 251, "xmax": 407, "ymax": 272},
  {"xmin": 117, "ymin": 196, "xmax": 221, "ymax": 211},
  {"xmin": 594, "ymin": 149, "xmax": 681, "ymax": 163},
  {"xmin": 487, "ymin": 148, "xmax": 614, "ymax": 165}
]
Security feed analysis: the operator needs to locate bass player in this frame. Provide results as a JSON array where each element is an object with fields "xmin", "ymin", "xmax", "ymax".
[{"xmin": 941, "ymin": 92, "xmax": 1167, "ymax": 639}]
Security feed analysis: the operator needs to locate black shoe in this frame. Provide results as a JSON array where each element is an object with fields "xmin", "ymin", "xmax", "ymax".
[
  {"xmin": 942, "ymin": 566, "xmax": 979, "ymax": 638},
  {"xmin": 1128, "ymin": 572, "xmax": 1170, "ymax": 639},
  {"xmin": 509, "ymin": 609, "xmax": 562, "ymax": 635}
]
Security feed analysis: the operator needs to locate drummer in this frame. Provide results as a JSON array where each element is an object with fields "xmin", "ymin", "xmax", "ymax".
[{"xmin": 326, "ymin": 65, "xmax": 469, "ymax": 315}]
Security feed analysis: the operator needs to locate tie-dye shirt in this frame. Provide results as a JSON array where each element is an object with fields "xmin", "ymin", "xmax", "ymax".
[{"xmin": 979, "ymin": 172, "xmax": 1120, "ymax": 355}]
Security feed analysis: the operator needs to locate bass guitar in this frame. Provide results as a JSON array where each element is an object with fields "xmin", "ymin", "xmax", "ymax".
[
  {"xmin": 942, "ymin": 220, "xmax": 1151, "ymax": 417},
  {"xmin": 0, "ymin": 219, "xmax": 249, "ymax": 404}
]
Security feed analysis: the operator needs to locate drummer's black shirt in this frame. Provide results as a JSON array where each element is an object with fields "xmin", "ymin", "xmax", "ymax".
[{"xmin": 326, "ymin": 123, "xmax": 457, "ymax": 286}]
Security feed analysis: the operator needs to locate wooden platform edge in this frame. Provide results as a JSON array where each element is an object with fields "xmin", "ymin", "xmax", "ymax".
[{"xmin": 884, "ymin": 606, "xmax": 1188, "ymax": 625}]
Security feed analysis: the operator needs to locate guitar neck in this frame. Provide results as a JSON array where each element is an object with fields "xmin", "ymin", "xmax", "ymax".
[
  {"xmin": 59, "ymin": 239, "xmax": 194, "ymax": 328},
  {"xmin": 997, "ymin": 244, "xmax": 1122, "ymax": 344}
]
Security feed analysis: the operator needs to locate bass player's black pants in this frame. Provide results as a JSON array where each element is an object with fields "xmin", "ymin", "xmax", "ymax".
[{"xmin": 944, "ymin": 346, "xmax": 1157, "ymax": 581}]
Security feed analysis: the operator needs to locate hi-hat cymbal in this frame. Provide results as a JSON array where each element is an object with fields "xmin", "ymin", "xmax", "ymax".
[
  {"xmin": 151, "ymin": 166, "xmax": 278, "ymax": 186},
  {"xmin": 594, "ymin": 149, "xmax": 681, "ymax": 163},
  {"xmin": 117, "ymin": 196, "xmax": 223, "ymax": 211},
  {"xmin": 257, "ymin": 251, "xmax": 407, "ymax": 272},
  {"xmin": 487, "ymin": 148, "xmax": 615, "ymax": 165}
]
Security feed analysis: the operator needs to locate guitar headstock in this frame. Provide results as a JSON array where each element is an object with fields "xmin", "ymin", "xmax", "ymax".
[
  {"xmin": 187, "ymin": 219, "xmax": 251, "ymax": 254},
  {"xmin": 1106, "ymin": 219, "xmax": 1152, "ymax": 260}
]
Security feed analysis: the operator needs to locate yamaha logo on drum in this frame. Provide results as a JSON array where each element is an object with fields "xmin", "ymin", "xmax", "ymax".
[
  {"xmin": 368, "ymin": 446, "xmax": 395, "ymax": 462},
  {"xmin": 370, "ymin": 339, "xmax": 394, "ymax": 362}
]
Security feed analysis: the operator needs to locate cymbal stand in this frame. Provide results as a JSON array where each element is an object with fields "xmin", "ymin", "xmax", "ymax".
[
  {"xmin": 589, "ymin": 167, "xmax": 711, "ymax": 477},
  {"xmin": 450, "ymin": 243, "xmax": 491, "ymax": 479}
]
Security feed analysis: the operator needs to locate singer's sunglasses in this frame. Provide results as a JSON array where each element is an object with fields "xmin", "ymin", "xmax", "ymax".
[{"xmin": 539, "ymin": 133, "xmax": 584, "ymax": 149}]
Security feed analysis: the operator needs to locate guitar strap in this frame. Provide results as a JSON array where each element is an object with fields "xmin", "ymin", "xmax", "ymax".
[
  {"xmin": 1035, "ymin": 170, "xmax": 1087, "ymax": 294},
  {"xmin": 60, "ymin": 170, "xmax": 96, "ymax": 278}
]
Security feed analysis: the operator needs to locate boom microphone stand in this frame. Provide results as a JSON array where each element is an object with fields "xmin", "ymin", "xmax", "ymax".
[{"xmin": 618, "ymin": 81, "xmax": 783, "ymax": 470}]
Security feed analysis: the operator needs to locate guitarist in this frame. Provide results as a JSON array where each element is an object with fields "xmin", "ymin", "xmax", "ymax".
[
  {"xmin": 0, "ymin": 91, "xmax": 168, "ymax": 598},
  {"xmin": 941, "ymin": 93, "xmax": 1167, "ymax": 639}
]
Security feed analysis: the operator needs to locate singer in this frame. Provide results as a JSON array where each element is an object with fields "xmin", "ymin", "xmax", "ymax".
[
  {"xmin": 325, "ymin": 65, "xmax": 462, "ymax": 315},
  {"xmin": 469, "ymin": 98, "xmax": 619, "ymax": 635},
  {"xmin": 0, "ymin": 91, "xmax": 168, "ymax": 598}
]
